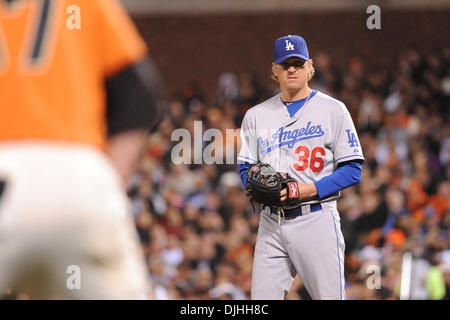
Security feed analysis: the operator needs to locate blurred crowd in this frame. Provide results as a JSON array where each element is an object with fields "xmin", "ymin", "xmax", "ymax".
[{"xmin": 131, "ymin": 46, "xmax": 450, "ymax": 300}]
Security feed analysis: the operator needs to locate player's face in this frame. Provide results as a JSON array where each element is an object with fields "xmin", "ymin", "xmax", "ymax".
[{"xmin": 272, "ymin": 57, "xmax": 312, "ymax": 94}]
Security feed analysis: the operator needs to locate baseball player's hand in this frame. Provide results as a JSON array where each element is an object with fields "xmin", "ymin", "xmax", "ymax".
[
  {"xmin": 280, "ymin": 187, "xmax": 288, "ymax": 202},
  {"xmin": 246, "ymin": 163, "xmax": 299, "ymax": 208},
  {"xmin": 281, "ymin": 183, "xmax": 318, "ymax": 203}
]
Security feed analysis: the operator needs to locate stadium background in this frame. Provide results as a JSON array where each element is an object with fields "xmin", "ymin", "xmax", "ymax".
[{"xmin": 82, "ymin": 0, "xmax": 450, "ymax": 300}]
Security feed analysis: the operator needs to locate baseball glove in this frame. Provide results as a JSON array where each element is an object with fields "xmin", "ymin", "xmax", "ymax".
[{"xmin": 245, "ymin": 162, "xmax": 302, "ymax": 209}]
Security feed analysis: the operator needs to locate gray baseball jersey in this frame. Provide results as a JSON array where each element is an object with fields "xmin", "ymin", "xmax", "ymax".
[{"xmin": 238, "ymin": 90, "xmax": 364, "ymax": 299}]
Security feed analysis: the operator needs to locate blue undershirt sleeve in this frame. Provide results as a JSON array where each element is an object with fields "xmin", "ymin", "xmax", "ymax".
[
  {"xmin": 239, "ymin": 162, "xmax": 251, "ymax": 188},
  {"xmin": 240, "ymin": 161, "xmax": 361, "ymax": 197},
  {"xmin": 314, "ymin": 161, "xmax": 362, "ymax": 199}
]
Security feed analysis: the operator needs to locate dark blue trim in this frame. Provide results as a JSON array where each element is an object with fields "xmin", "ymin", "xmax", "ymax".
[
  {"xmin": 335, "ymin": 155, "xmax": 364, "ymax": 162},
  {"xmin": 266, "ymin": 133, "xmax": 325, "ymax": 153},
  {"xmin": 270, "ymin": 203, "xmax": 321, "ymax": 217},
  {"xmin": 331, "ymin": 212, "xmax": 344, "ymax": 300},
  {"xmin": 282, "ymin": 90, "xmax": 318, "ymax": 118},
  {"xmin": 238, "ymin": 155, "xmax": 256, "ymax": 163}
]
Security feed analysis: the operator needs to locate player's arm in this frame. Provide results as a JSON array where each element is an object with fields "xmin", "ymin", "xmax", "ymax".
[
  {"xmin": 237, "ymin": 114, "xmax": 264, "ymax": 208},
  {"xmin": 239, "ymin": 162, "xmax": 251, "ymax": 188},
  {"xmin": 280, "ymin": 160, "xmax": 362, "ymax": 201},
  {"xmin": 106, "ymin": 57, "xmax": 163, "ymax": 186},
  {"xmin": 312, "ymin": 160, "xmax": 362, "ymax": 198},
  {"xmin": 107, "ymin": 130, "xmax": 149, "ymax": 187},
  {"xmin": 98, "ymin": 0, "xmax": 163, "ymax": 186},
  {"xmin": 237, "ymin": 110, "xmax": 258, "ymax": 188}
]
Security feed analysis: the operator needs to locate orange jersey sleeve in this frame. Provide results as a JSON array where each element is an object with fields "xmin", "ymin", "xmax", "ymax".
[
  {"xmin": 0, "ymin": 0, "xmax": 149, "ymax": 149},
  {"xmin": 95, "ymin": 0, "xmax": 148, "ymax": 77}
]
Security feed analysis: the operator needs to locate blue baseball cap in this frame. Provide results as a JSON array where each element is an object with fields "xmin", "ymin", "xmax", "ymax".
[{"xmin": 273, "ymin": 35, "xmax": 309, "ymax": 64}]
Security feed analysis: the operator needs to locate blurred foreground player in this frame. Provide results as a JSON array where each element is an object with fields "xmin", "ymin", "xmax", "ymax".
[{"xmin": 0, "ymin": 0, "xmax": 162, "ymax": 299}]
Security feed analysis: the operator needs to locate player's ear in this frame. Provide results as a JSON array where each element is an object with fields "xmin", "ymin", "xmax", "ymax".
[
  {"xmin": 271, "ymin": 62, "xmax": 278, "ymax": 82},
  {"xmin": 307, "ymin": 59, "xmax": 315, "ymax": 82}
]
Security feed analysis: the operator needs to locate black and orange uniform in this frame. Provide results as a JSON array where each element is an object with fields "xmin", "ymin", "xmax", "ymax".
[
  {"xmin": 0, "ymin": 0, "xmax": 161, "ymax": 149},
  {"xmin": 0, "ymin": 0, "xmax": 161, "ymax": 299}
]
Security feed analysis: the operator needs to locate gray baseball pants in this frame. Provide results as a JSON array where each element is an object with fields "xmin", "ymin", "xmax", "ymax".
[{"xmin": 251, "ymin": 201, "xmax": 346, "ymax": 300}]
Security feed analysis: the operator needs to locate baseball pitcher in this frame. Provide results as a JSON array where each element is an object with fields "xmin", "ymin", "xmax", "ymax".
[{"xmin": 238, "ymin": 35, "xmax": 364, "ymax": 300}]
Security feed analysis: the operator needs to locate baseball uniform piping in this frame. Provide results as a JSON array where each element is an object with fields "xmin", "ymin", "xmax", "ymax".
[{"xmin": 331, "ymin": 212, "xmax": 344, "ymax": 300}]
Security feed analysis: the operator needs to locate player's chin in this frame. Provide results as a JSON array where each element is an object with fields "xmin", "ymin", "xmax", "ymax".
[
  {"xmin": 284, "ymin": 77, "xmax": 303, "ymax": 85},
  {"xmin": 285, "ymin": 82, "xmax": 304, "ymax": 91}
]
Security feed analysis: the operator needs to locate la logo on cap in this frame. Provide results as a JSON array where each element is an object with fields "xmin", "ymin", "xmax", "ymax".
[
  {"xmin": 285, "ymin": 40, "xmax": 294, "ymax": 51},
  {"xmin": 273, "ymin": 34, "xmax": 309, "ymax": 64}
]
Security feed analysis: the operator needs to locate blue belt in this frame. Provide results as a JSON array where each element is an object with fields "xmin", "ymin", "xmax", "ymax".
[{"xmin": 270, "ymin": 203, "xmax": 322, "ymax": 218}]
